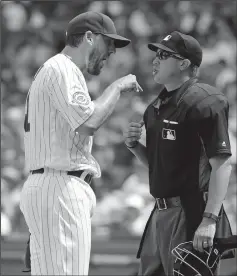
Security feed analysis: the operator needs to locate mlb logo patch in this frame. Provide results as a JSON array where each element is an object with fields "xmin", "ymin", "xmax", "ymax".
[
  {"xmin": 162, "ymin": 128, "xmax": 176, "ymax": 140},
  {"xmin": 163, "ymin": 35, "xmax": 172, "ymax": 41},
  {"xmin": 221, "ymin": 141, "xmax": 226, "ymax": 147}
]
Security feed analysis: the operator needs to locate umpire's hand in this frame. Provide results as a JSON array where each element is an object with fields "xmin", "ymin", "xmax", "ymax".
[
  {"xmin": 123, "ymin": 121, "xmax": 144, "ymax": 148},
  {"xmin": 193, "ymin": 217, "xmax": 216, "ymax": 252}
]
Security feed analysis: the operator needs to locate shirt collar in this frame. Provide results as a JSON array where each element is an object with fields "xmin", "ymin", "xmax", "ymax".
[{"xmin": 153, "ymin": 77, "xmax": 198, "ymax": 107}]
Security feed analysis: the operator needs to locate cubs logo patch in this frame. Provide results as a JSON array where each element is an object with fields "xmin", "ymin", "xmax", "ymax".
[
  {"xmin": 71, "ymin": 91, "xmax": 89, "ymax": 106},
  {"xmin": 162, "ymin": 128, "xmax": 176, "ymax": 140}
]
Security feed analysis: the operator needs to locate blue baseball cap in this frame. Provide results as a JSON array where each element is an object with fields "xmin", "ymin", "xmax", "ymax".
[
  {"xmin": 148, "ymin": 31, "xmax": 203, "ymax": 67},
  {"xmin": 66, "ymin": 11, "xmax": 131, "ymax": 48}
]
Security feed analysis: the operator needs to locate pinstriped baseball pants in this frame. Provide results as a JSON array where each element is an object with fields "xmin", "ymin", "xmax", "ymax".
[{"xmin": 20, "ymin": 168, "xmax": 96, "ymax": 275}]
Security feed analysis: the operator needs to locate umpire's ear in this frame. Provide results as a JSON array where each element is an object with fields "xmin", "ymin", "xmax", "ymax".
[{"xmin": 180, "ymin": 59, "xmax": 191, "ymax": 71}]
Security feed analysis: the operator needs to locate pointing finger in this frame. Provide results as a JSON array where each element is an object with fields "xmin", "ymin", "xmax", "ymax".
[{"xmin": 136, "ymin": 82, "xmax": 143, "ymax": 92}]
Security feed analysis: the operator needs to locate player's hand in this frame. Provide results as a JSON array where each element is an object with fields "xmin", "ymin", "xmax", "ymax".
[
  {"xmin": 193, "ymin": 217, "xmax": 216, "ymax": 252},
  {"xmin": 123, "ymin": 121, "xmax": 144, "ymax": 148},
  {"xmin": 116, "ymin": 74, "xmax": 143, "ymax": 93}
]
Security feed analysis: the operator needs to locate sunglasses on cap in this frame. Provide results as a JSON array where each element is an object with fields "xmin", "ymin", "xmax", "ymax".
[{"xmin": 156, "ymin": 49, "xmax": 185, "ymax": 61}]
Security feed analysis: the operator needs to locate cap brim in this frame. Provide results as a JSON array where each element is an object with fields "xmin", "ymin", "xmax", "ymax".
[
  {"xmin": 103, "ymin": 33, "xmax": 131, "ymax": 48},
  {"xmin": 148, "ymin": 43, "xmax": 176, "ymax": 53}
]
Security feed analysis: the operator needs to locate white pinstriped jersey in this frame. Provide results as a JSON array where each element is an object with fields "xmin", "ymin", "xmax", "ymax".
[{"xmin": 24, "ymin": 53, "xmax": 101, "ymax": 177}]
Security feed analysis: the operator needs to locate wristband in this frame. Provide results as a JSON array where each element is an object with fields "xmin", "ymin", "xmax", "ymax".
[
  {"xmin": 203, "ymin": 212, "xmax": 219, "ymax": 223},
  {"xmin": 125, "ymin": 142, "xmax": 138, "ymax": 149}
]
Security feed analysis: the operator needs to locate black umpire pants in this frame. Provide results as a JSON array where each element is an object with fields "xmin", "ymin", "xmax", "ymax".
[{"xmin": 137, "ymin": 201, "xmax": 187, "ymax": 276}]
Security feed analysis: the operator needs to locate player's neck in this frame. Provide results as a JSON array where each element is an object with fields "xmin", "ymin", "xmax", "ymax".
[{"xmin": 61, "ymin": 46, "xmax": 86, "ymax": 72}]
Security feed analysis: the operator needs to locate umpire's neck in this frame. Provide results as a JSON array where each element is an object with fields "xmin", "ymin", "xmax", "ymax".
[
  {"xmin": 165, "ymin": 75, "xmax": 190, "ymax": 91},
  {"xmin": 61, "ymin": 45, "xmax": 87, "ymax": 73}
]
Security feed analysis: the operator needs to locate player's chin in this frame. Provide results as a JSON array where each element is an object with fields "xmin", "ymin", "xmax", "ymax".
[{"xmin": 88, "ymin": 65, "xmax": 102, "ymax": 76}]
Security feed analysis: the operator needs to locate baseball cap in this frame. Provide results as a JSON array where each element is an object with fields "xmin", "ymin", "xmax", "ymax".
[
  {"xmin": 66, "ymin": 11, "xmax": 131, "ymax": 48},
  {"xmin": 148, "ymin": 31, "xmax": 202, "ymax": 67}
]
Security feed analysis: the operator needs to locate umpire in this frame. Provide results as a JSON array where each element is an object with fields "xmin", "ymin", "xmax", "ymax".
[{"xmin": 123, "ymin": 31, "xmax": 233, "ymax": 275}]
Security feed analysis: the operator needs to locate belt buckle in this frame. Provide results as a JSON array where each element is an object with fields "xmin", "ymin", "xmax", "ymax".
[{"xmin": 156, "ymin": 198, "xmax": 167, "ymax": 211}]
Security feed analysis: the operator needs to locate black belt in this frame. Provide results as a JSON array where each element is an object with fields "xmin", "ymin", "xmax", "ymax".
[
  {"xmin": 155, "ymin": 196, "xmax": 181, "ymax": 211},
  {"xmin": 31, "ymin": 168, "xmax": 93, "ymax": 185},
  {"xmin": 155, "ymin": 192, "xmax": 208, "ymax": 211}
]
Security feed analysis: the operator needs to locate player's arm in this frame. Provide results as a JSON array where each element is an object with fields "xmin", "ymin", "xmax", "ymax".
[
  {"xmin": 76, "ymin": 77, "xmax": 133, "ymax": 135},
  {"xmin": 76, "ymin": 75, "xmax": 142, "ymax": 135},
  {"xmin": 76, "ymin": 82, "xmax": 120, "ymax": 135},
  {"xmin": 46, "ymin": 65, "xmax": 141, "ymax": 136}
]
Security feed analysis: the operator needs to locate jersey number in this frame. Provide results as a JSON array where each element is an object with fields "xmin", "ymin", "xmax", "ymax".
[{"xmin": 24, "ymin": 94, "xmax": 30, "ymax": 132}]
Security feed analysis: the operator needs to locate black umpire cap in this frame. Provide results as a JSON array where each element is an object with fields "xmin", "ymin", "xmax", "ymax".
[
  {"xmin": 148, "ymin": 31, "xmax": 203, "ymax": 67},
  {"xmin": 66, "ymin": 11, "xmax": 131, "ymax": 48}
]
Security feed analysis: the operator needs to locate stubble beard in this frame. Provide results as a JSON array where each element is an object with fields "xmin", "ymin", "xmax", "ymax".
[{"xmin": 87, "ymin": 48, "xmax": 101, "ymax": 76}]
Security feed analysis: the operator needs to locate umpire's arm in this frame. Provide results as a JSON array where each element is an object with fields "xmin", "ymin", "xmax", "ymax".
[
  {"xmin": 126, "ymin": 142, "xmax": 148, "ymax": 168},
  {"xmin": 194, "ymin": 94, "xmax": 232, "ymax": 216},
  {"xmin": 191, "ymin": 94, "xmax": 232, "ymax": 252},
  {"xmin": 123, "ymin": 120, "xmax": 148, "ymax": 168},
  {"xmin": 206, "ymin": 156, "xmax": 232, "ymax": 216}
]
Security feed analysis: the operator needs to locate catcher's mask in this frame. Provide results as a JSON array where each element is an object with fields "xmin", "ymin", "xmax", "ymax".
[{"xmin": 171, "ymin": 241, "xmax": 221, "ymax": 276}]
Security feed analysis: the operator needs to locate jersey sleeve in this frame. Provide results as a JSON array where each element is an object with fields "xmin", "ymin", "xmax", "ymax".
[
  {"xmin": 190, "ymin": 95, "xmax": 232, "ymax": 158},
  {"xmin": 45, "ymin": 64, "xmax": 94, "ymax": 131}
]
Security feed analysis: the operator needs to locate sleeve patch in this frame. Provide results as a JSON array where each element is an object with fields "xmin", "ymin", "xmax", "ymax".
[{"xmin": 71, "ymin": 91, "xmax": 90, "ymax": 106}]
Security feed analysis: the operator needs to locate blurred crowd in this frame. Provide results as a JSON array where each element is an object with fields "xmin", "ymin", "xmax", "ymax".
[{"xmin": 1, "ymin": 1, "xmax": 236, "ymax": 238}]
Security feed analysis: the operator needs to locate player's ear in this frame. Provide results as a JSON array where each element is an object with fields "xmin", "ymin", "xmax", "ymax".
[
  {"xmin": 180, "ymin": 59, "xmax": 191, "ymax": 71},
  {"xmin": 85, "ymin": 31, "xmax": 94, "ymax": 46}
]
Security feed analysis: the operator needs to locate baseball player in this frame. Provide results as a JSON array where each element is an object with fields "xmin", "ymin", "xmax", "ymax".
[
  {"xmin": 20, "ymin": 11, "xmax": 142, "ymax": 275},
  {"xmin": 123, "ymin": 31, "xmax": 233, "ymax": 275}
]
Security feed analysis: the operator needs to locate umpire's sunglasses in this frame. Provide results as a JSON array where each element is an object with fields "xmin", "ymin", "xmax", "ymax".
[{"xmin": 156, "ymin": 49, "xmax": 185, "ymax": 61}]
